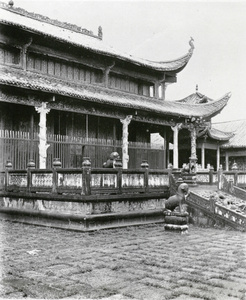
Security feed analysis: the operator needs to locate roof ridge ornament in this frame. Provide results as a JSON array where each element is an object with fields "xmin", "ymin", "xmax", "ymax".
[
  {"xmin": 98, "ymin": 26, "xmax": 103, "ymax": 40},
  {"xmin": 1, "ymin": 1, "xmax": 101, "ymax": 40},
  {"xmin": 189, "ymin": 37, "xmax": 194, "ymax": 54}
]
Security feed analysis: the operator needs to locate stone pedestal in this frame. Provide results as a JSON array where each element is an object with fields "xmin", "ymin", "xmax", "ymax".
[
  {"xmin": 182, "ymin": 156, "xmax": 198, "ymax": 186},
  {"xmin": 164, "ymin": 211, "xmax": 189, "ymax": 233}
]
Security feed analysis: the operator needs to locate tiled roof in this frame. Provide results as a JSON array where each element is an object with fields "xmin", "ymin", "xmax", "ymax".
[
  {"xmin": 207, "ymin": 127, "xmax": 233, "ymax": 141},
  {"xmin": 176, "ymin": 92, "xmax": 213, "ymax": 104},
  {"xmin": 212, "ymin": 120, "xmax": 246, "ymax": 148},
  {"xmin": 0, "ymin": 2, "xmax": 193, "ymax": 72},
  {"xmin": 0, "ymin": 65, "xmax": 231, "ymax": 120}
]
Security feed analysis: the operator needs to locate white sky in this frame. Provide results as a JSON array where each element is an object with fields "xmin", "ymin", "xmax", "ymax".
[{"xmin": 12, "ymin": 0, "xmax": 246, "ymax": 122}]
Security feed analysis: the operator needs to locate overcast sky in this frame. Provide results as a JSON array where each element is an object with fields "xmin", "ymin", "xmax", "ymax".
[{"xmin": 14, "ymin": 0, "xmax": 246, "ymax": 123}]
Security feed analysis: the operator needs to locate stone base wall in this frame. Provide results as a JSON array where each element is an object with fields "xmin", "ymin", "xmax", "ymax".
[
  {"xmin": 0, "ymin": 195, "xmax": 167, "ymax": 231},
  {"xmin": 188, "ymin": 206, "xmax": 226, "ymax": 228}
]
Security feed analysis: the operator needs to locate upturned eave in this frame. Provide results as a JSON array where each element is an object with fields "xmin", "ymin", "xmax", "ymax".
[{"xmin": 0, "ymin": 2, "xmax": 194, "ymax": 73}]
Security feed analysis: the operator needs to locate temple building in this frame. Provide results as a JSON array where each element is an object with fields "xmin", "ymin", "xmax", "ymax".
[
  {"xmin": 0, "ymin": 1, "xmax": 232, "ymax": 171},
  {"xmin": 212, "ymin": 119, "xmax": 246, "ymax": 171}
]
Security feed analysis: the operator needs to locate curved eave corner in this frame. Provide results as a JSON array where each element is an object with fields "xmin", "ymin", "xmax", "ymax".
[
  {"xmin": 165, "ymin": 92, "xmax": 231, "ymax": 119},
  {"xmin": 207, "ymin": 128, "xmax": 234, "ymax": 141},
  {"xmin": 201, "ymin": 92, "xmax": 231, "ymax": 119},
  {"xmin": 135, "ymin": 37, "xmax": 194, "ymax": 72}
]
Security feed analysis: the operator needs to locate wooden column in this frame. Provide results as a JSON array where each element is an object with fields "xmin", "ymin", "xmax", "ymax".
[
  {"xmin": 190, "ymin": 125, "xmax": 197, "ymax": 160},
  {"xmin": 154, "ymin": 82, "xmax": 158, "ymax": 99},
  {"xmin": 86, "ymin": 114, "xmax": 89, "ymax": 140},
  {"xmin": 30, "ymin": 110, "xmax": 34, "ymax": 161},
  {"xmin": 113, "ymin": 121, "xmax": 116, "ymax": 151},
  {"xmin": 166, "ymin": 130, "xmax": 170, "ymax": 166},
  {"xmin": 188, "ymin": 124, "xmax": 198, "ymax": 174},
  {"xmin": 163, "ymin": 129, "xmax": 167, "ymax": 169},
  {"xmin": 103, "ymin": 62, "xmax": 115, "ymax": 88},
  {"xmin": 201, "ymin": 142, "xmax": 205, "ymax": 169},
  {"xmin": 22, "ymin": 37, "xmax": 32, "ymax": 71},
  {"xmin": 120, "ymin": 115, "xmax": 132, "ymax": 169},
  {"xmin": 171, "ymin": 123, "xmax": 182, "ymax": 168},
  {"xmin": 217, "ymin": 144, "xmax": 220, "ymax": 171},
  {"xmin": 161, "ymin": 82, "xmax": 166, "ymax": 100},
  {"xmin": 225, "ymin": 152, "xmax": 229, "ymax": 171},
  {"xmin": 35, "ymin": 102, "xmax": 50, "ymax": 169}
]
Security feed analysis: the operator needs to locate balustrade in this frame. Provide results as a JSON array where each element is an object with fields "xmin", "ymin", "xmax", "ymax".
[
  {"xmin": 2, "ymin": 160, "xmax": 170, "ymax": 196},
  {"xmin": 187, "ymin": 192, "xmax": 211, "ymax": 211},
  {"xmin": 215, "ymin": 203, "xmax": 246, "ymax": 227}
]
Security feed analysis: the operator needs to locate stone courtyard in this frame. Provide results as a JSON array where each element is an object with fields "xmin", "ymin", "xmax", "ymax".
[{"xmin": 0, "ymin": 220, "xmax": 246, "ymax": 300}]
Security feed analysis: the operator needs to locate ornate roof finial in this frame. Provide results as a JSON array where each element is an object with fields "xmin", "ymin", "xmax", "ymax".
[
  {"xmin": 189, "ymin": 37, "xmax": 194, "ymax": 49},
  {"xmin": 98, "ymin": 26, "xmax": 103, "ymax": 39},
  {"xmin": 8, "ymin": 0, "xmax": 14, "ymax": 7},
  {"xmin": 188, "ymin": 37, "xmax": 194, "ymax": 56},
  {"xmin": 196, "ymin": 84, "xmax": 198, "ymax": 92}
]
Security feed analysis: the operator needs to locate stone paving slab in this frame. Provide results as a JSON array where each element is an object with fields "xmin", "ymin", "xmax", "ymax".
[{"xmin": 0, "ymin": 220, "xmax": 246, "ymax": 300}]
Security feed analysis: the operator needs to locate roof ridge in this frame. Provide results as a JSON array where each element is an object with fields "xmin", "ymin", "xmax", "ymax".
[
  {"xmin": 213, "ymin": 119, "xmax": 246, "ymax": 124},
  {"xmin": 0, "ymin": 3, "xmax": 194, "ymax": 71},
  {"xmin": 0, "ymin": 1, "xmax": 102, "ymax": 40}
]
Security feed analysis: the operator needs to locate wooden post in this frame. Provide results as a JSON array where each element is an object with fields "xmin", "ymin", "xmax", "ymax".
[
  {"xmin": 115, "ymin": 158, "xmax": 123, "ymax": 194},
  {"xmin": 163, "ymin": 130, "xmax": 167, "ymax": 169},
  {"xmin": 82, "ymin": 157, "xmax": 91, "ymax": 195},
  {"xmin": 232, "ymin": 162, "xmax": 238, "ymax": 186},
  {"xmin": 201, "ymin": 143, "xmax": 205, "ymax": 169},
  {"xmin": 120, "ymin": 115, "xmax": 132, "ymax": 169},
  {"xmin": 166, "ymin": 130, "xmax": 170, "ymax": 167},
  {"xmin": 52, "ymin": 158, "xmax": 61, "ymax": 194},
  {"xmin": 217, "ymin": 166, "xmax": 223, "ymax": 190},
  {"xmin": 171, "ymin": 123, "xmax": 182, "ymax": 169},
  {"xmin": 22, "ymin": 37, "xmax": 32, "ymax": 71},
  {"xmin": 225, "ymin": 152, "xmax": 229, "ymax": 171},
  {"xmin": 154, "ymin": 82, "xmax": 159, "ymax": 99},
  {"xmin": 216, "ymin": 144, "xmax": 220, "ymax": 171},
  {"xmin": 209, "ymin": 166, "xmax": 214, "ymax": 186},
  {"xmin": 113, "ymin": 121, "xmax": 116, "ymax": 151},
  {"xmin": 5, "ymin": 161, "xmax": 12, "ymax": 192},
  {"xmin": 30, "ymin": 111, "xmax": 34, "ymax": 162},
  {"xmin": 144, "ymin": 168, "xmax": 149, "ymax": 193},
  {"xmin": 35, "ymin": 102, "xmax": 50, "ymax": 169},
  {"xmin": 27, "ymin": 159, "xmax": 35, "ymax": 193},
  {"xmin": 103, "ymin": 62, "xmax": 115, "ymax": 88},
  {"xmin": 190, "ymin": 125, "xmax": 197, "ymax": 162}
]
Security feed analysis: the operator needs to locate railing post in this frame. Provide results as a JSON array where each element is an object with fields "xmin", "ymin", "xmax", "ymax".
[
  {"xmin": 229, "ymin": 178, "xmax": 234, "ymax": 194},
  {"xmin": 141, "ymin": 160, "xmax": 149, "ymax": 193},
  {"xmin": 209, "ymin": 166, "xmax": 214, "ymax": 186},
  {"xmin": 217, "ymin": 166, "xmax": 223, "ymax": 190},
  {"xmin": 27, "ymin": 159, "xmax": 36, "ymax": 193},
  {"xmin": 209, "ymin": 194, "xmax": 216, "ymax": 213},
  {"xmin": 5, "ymin": 160, "xmax": 12, "ymax": 192},
  {"xmin": 115, "ymin": 158, "xmax": 123, "ymax": 194},
  {"xmin": 232, "ymin": 162, "xmax": 238, "ymax": 186},
  {"xmin": 82, "ymin": 157, "xmax": 91, "ymax": 195},
  {"xmin": 52, "ymin": 158, "xmax": 61, "ymax": 194}
]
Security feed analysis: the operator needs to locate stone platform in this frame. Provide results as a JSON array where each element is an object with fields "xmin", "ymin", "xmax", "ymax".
[{"xmin": 0, "ymin": 192, "xmax": 168, "ymax": 231}]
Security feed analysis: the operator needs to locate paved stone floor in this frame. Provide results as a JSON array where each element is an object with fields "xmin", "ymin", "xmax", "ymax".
[{"xmin": 0, "ymin": 220, "xmax": 246, "ymax": 300}]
